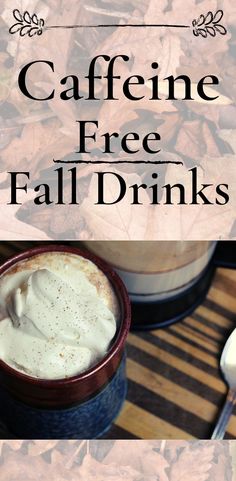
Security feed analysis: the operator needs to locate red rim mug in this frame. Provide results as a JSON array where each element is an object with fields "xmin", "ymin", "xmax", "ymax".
[{"xmin": 0, "ymin": 245, "xmax": 131, "ymax": 409}]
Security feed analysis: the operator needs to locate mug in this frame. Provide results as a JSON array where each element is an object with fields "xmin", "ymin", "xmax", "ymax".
[
  {"xmin": 0, "ymin": 245, "xmax": 131, "ymax": 439},
  {"xmin": 84, "ymin": 241, "xmax": 217, "ymax": 329}
]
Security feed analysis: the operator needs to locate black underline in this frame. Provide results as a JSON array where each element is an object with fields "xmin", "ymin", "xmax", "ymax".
[
  {"xmin": 47, "ymin": 24, "xmax": 190, "ymax": 30},
  {"xmin": 53, "ymin": 159, "xmax": 183, "ymax": 165}
]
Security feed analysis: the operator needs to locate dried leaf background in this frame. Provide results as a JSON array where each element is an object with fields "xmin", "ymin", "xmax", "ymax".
[
  {"xmin": 0, "ymin": 440, "xmax": 233, "ymax": 481},
  {"xmin": 0, "ymin": 0, "xmax": 236, "ymax": 239}
]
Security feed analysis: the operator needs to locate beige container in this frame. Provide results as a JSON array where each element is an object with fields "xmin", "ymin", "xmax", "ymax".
[{"xmin": 84, "ymin": 242, "xmax": 216, "ymax": 302}]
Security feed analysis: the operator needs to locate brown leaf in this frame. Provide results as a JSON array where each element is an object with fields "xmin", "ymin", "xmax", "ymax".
[
  {"xmin": 175, "ymin": 121, "xmax": 221, "ymax": 161},
  {"xmin": 0, "ymin": 451, "xmax": 50, "ymax": 481},
  {"xmin": 164, "ymin": 441, "xmax": 190, "ymax": 463},
  {"xmin": 80, "ymin": 169, "xmax": 151, "ymax": 240},
  {"xmin": 28, "ymin": 441, "xmax": 59, "ymax": 457},
  {"xmin": 103, "ymin": 440, "xmax": 169, "ymax": 480},
  {"xmin": 0, "ymin": 185, "xmax": 49, "ymax": 240},
  {"xmin": 0, "ymin": 440, "xmax": 23, "ymax": 456},
  {"xmin": 0, "ymin": 448, "xmax": 78, "ymax": 481},
  {"xmin": 1, "ymin": 120, "xmax": 73, "ymax": 177},
  {"xmin": 169, "ymin": 444, "xmax": 215, "ymax": 481},
  {"xmin": 78, "ymin": 453, "xmax": 140, "ymax": 481},
  {"xmin": 219, "ymin": 130, "xmax": 236, "ymax": 154}
]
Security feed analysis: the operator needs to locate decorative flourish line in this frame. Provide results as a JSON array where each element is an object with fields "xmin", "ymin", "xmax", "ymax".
[
  {"xmin": 53, "ymin": 160, "xmax": 184, "ymax": 165},
  {"xmin": 9, "ymin": 8, "xmax": 227, "ymax": 39},
  {"xmin": 47, "ymin": 24, "xmax": 190, "ymax": 29}
]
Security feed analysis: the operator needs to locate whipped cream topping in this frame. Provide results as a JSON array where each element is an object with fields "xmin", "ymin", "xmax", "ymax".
[{"xmin": 0, "ymin": 252, "xmax": 118, "ymax": 380}]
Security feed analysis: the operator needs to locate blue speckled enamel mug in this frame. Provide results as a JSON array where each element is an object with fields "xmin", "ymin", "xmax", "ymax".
[{"xmin": 0, "ymin": 245, "xmax": 131, "ymax": 439}]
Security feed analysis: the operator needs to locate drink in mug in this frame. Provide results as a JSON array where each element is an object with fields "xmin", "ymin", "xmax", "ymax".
[
  {"xmin": 0, "ymin": 245, "xmax": 131, "ymax": 439},
  {"xmin": 83, "ymin": 241, "xmax": 216, "ymax": 302}
]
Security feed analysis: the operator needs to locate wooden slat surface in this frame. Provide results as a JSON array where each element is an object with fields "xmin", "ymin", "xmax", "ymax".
[{"xmin": 0, "ymin": 242, "xmax": 236, "ymax": 440}]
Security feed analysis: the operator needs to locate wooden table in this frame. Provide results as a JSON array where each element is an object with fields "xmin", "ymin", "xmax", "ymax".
[{"xmin": 0, "ymin": 242, "xmax": 235, "ymax": 440}]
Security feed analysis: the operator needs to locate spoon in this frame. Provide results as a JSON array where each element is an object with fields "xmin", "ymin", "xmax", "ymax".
[{"xmin": 212, "ymin": 328, "xmax": 236, "ymax": 439}]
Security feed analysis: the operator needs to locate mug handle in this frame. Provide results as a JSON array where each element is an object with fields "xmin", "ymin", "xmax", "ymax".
[{"xmin": 214, "ymin": 241, "xmax": 236, "ymax": 269}]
